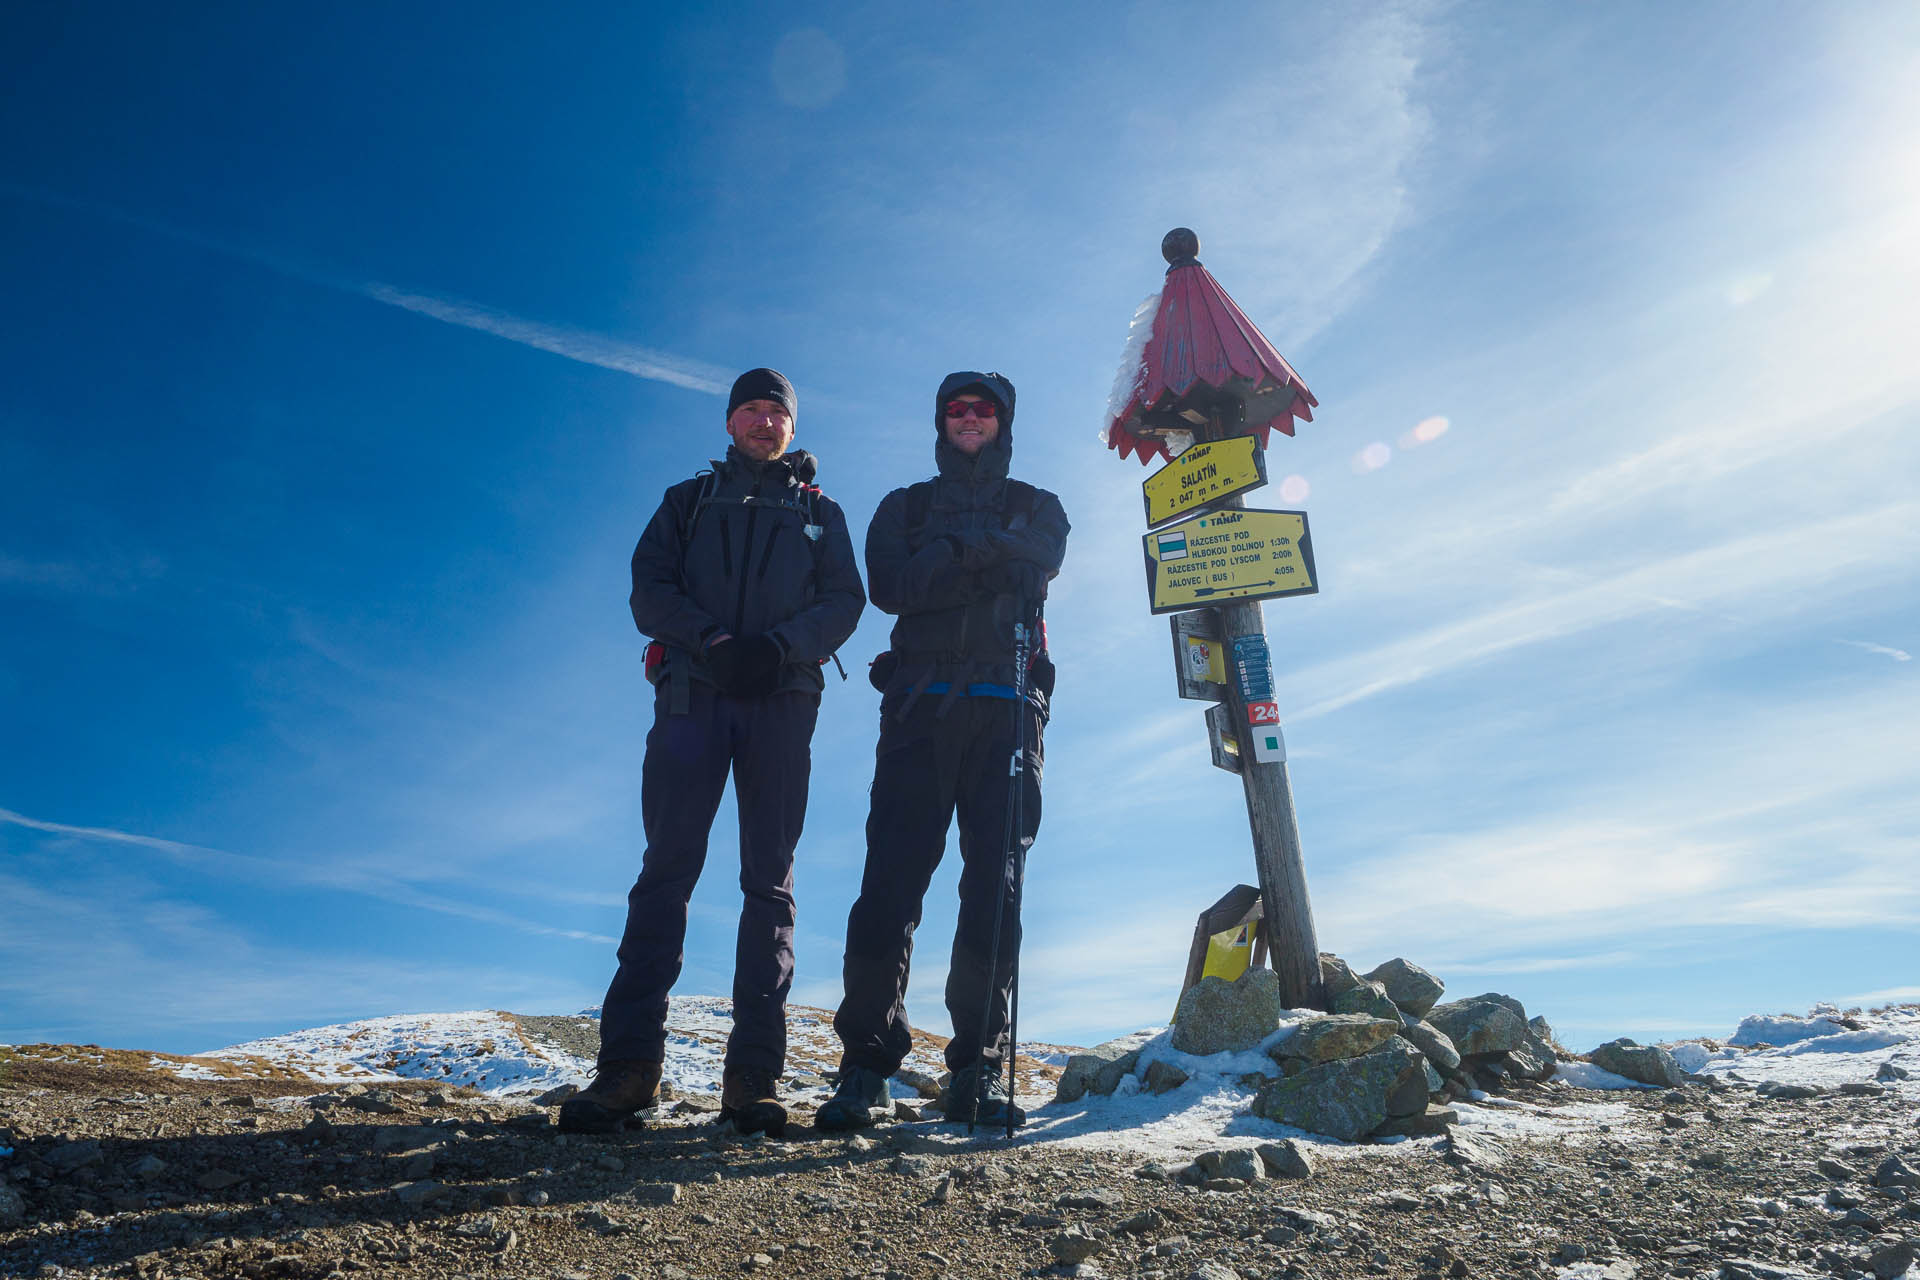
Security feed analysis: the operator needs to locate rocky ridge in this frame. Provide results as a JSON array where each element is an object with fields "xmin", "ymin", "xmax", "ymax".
[
  {"xmin": 4, "ymin": 1000, "xmax": 1917, "ymax": 1280},
  {"xmin": 1057, "ymin": 953, "xmax": 1689, "ymax": 1144},
  {"xmin": 4, "ymin": 1046, "xmax": 1918, "ymax": 1280}
]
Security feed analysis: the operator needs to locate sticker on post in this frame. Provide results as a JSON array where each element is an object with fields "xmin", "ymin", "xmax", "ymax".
[{"xmin": 1170, "ymin": 610, "xmax": 1228, "ymax": 702}]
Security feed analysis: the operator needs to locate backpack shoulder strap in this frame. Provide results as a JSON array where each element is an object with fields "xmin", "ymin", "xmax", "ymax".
[
  {"xmin": 905, "ymin": 479, "xmax": 938, "ymax": 532},
  {"xmin": 1003, "ymin": 479, "xmax": 1039, "ymax": 523},
  {"xmin": 678, "ymin": 466, "xmax": 722, "ymax": 547}
]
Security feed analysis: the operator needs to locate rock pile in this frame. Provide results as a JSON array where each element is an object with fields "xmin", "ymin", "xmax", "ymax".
[{"xmin": 1051, "ymin": 951, "xmax": 1691, "ymax": 1142}]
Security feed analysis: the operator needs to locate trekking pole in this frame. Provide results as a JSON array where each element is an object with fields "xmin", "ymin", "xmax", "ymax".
[
  {"xmin": 970, "ymin": 601, "xmax": 1033, "ymax": 1136},
  {"xmin": 1004, "ymin": 778, "xmax": 1028, "ymax": 1140}
]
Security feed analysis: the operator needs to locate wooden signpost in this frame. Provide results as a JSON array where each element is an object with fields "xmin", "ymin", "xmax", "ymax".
[
  {"xmin": 1152, "ymin": 438, "xmax": 1322, "ymax": 1009},
  {"xmin": 1109, "ymin": 228, "xmax": 1328, "ymax": 1012}
]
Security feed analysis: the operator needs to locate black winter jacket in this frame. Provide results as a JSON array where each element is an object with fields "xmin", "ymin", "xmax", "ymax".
[
  {"xmin": 867, "ymin": 371, "xmax": 1069, "ymax": 704},
  {"xmin": 630, "ymin": 446, "xmax": 866, "ymax": 696}
]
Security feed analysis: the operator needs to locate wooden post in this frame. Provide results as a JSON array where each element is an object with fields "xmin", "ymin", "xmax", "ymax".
[{"xmin": 1206, "ymin": 418, "xmax": 1325, "ymax": 1011}]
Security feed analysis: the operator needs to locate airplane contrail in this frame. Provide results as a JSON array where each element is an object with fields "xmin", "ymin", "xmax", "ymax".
[
  {"xmin": 2, "ymin": 183, "xmax": 731, "ymax": 394},
  {"xmin": 361, "ymin": 284, "xmax": 730, "ymax": 393}
]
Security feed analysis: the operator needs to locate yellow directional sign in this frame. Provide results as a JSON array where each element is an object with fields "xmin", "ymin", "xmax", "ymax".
[
  {"xmin": 1141, "ymin": 507, "xmax": 1317, "ymax": 615},
  {"xmin": 1142, "ymin": 435, "xmax": 1268, "ymax": 528}
]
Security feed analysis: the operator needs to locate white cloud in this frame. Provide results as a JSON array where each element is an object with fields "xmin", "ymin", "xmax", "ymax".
[
  {"xmin": 0, "ymin": 807, "xmax": 616, "ymax": 946},
  {"xmin": 0, "ymin": 872, "xmax": 586, "ymax": 1048},
  {"xmin": 1836, "ymin": 639, "xmax": 1911, "ymax": 662},
  {"xmin": 1286, "ymin": 502, "xmax": 1919, "ymax": 724},
  {"xmin": 1130, "ymin": 3, "xmax": 1436, "ymax": 347}
]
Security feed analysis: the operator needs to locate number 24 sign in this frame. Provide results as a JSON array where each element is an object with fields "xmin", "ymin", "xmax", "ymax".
[{"xmin": 1246, "ymin": 700, "xmax": 1280, "ymax": 726}]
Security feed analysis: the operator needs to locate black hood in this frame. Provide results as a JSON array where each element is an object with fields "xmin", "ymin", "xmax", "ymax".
[{"xmin": 933, "ymin": 370, "xmax": 1015, "ymax": 481}]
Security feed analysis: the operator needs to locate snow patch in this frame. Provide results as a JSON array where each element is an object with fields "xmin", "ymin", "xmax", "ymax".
[
  {"xmin": 1728, "ymin": 1011, "xmax": 1849, "ymax": 1047},
  {"xmin": 1102, "ymin": 292, "xmax": 1159, "ymax": 442},
  {"xmin": 1553, "ymin": 1060, "xmax": 1656, "ymax": 1090}
]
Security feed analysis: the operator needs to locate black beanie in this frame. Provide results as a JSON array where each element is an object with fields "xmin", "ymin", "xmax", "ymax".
[{"xmin": 728, "ymin": 368, "xmax": 797, "ymax": 420}]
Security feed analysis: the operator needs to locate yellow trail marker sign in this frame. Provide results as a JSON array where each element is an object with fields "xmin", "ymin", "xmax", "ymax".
[
  {"xmin": 1142, "ymin": 435, "xmax": 1268, "ymax": 528},
  {"xmin": 1141, "ymin": 507, "xmax": 1317, "ymax": 615}
]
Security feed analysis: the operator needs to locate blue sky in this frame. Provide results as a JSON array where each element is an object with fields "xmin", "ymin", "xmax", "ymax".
[{"xmin": 3, "ymin": 1, "xmax": 1916, "ymax": 1056}]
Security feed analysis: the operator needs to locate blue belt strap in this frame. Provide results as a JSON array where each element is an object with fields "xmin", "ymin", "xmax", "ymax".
[{"xmin": 920, "ymin": 681, "xmax": 1019, "ymax": 699}]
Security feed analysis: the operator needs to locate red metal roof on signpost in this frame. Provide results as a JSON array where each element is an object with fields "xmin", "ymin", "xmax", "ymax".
[{"xmin": 1106, "ymin": 229, "xmax": 1319, "ymax": 465}]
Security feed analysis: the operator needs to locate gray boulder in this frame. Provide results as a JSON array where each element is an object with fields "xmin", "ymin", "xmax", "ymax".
[
  {"xmin": 1048, "ymin": 1225, "xmax": 1106, "ymax": 1265},
  {"xmin": 1427, "ymin": 1000, "xmax": 1527, "ymax": 1056},
  {"xmin": 1373, "ymin": 1104, "xmax": 1460, "ymax": 1138},
  {"xmin": 1873, "ymin": 1154, "xmax": 1919, "ymax": 1189},
  {"xmin": 1332, "ymin": 980, "xmax": 1403, "ymax": 1022},
  {"xmin": 1171, "ymin": 968, "xmax": 1282, "ymax": 1056},
  {"xmin": 1503, "ymin": 1027, "xmax": 1560, "ymax": 1081},
  {"xmin": 1456, "ymin": 992, "xmax": 1528, "ymax": 1020},
  {"xmin": 1527, "ymin": 1015, "xmax": 1558, "ymax": 1046},
  {"xmin": 1189, "ymin": 1263, "xmax": 1242, "ymax": 1280},
  {"xmin": 1362, "ymin": 958, "xmax": 1444, "ymax": 1018},
  {"xmin": 1054, "ymin": 1035, "xmax": 1148, "ymax": 1103},
  {"xmin": 1144, "ymin": 1060, "xmax": 1189, "ymax": 1094},
  {"xmin": 45, "ymin": 1140, "xmax": 102, "ymax": 1174},
  {"xmin": 1755, "ymin": 1080, "xmax": 1823, "ymax": 1099},
  {"xmin": 1319, "ymin": 953, "xmax": 1363, "ymax": 1002},
  {"xmin": 1397, "ymin": 1016, "xmax": 1462, "ymax": 1073},
  {"xmin": 0, "ymin": 1183, "xmax": 23, "ymax": 1230},
  {"xmin": 1256, "ymin": 1139, "xmax": 1317, "ymax": 1179},
  {"xmin": 1197, "ymin": 1148, "xmax": 1265, "ymax": 1182},
  {"xmin": 1272, "ymin": 1014, "xmax": 1399, "ymax": 1067},
  {"xmin": 1387, "ymin": 1055, "xmax": 1439, "ymax": 1117},
  {"xmin": 1588, "ymin": 1039, "xmax": 1685, "ymax": 1088},
  {"xmin": 1252, "ymin": 1039, "xmax": 1428, "ymax": 1141}
]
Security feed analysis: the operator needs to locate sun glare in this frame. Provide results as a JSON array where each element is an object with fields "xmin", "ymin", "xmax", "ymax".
[
  {"xmin": 1352, "ymin": 442, "xmax": 1393, "ymax": 474},
  {"xmin": 1399, "ymin": 415, "xmax": 1450, "ymax": 449}
]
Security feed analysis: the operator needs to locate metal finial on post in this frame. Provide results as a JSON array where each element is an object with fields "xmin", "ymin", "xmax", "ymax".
[{"xmin": 1162, "ymin": 227, "xmax": 1201, "ymax": 266}]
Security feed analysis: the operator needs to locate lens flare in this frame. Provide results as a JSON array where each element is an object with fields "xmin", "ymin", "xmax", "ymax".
[
  {"xmin": 1352, "ymin": 442, "xmax": 1392, "ymax": 473},
  {"xmin": 1279, "ymin": 474, "xmax": 1310, "ymax": 503},
  {"xmin": 1726, "ymin": 273, "xmax": 1774, "ymax": 306},
  {"xmin": 1399, "ymin": 416, "xmax": 1449, "ymax": 449}
]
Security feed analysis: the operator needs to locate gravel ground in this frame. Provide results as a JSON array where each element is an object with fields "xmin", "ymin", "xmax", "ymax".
[{"xmin": 3, "ymin": 1055, "xmax": 1917, "ymax": 1280}]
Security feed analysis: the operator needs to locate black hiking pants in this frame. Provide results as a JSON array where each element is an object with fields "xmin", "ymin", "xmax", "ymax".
[
  {"xmin": 598, "ymin": 682, "xmax": 819, "ymax": 1075},
  {"xmin": 834, "ymin": 693, "xmax": 1044, "ymax": 1076}
]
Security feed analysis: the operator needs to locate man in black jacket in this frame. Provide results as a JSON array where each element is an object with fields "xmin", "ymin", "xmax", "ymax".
[
  {"xmin": 560, "ymin": 368, "xmax": 865, "ymax": 1138},
  {"xmin": 817, "ymin": 370, "xmax": 1069, "ymax": 1130}
]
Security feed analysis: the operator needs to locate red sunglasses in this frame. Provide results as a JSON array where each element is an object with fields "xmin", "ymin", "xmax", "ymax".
[{"xmin": 945, "ymin": 399, "xmax": 998, "ymax": 420}]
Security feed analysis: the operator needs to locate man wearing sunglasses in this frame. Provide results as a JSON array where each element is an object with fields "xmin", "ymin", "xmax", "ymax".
[
  {"xmin": 560, "ymin": 368, "xmax": 866, "ymax": 1139},
  {"xmin": 817, "ymin": 370, "xmax": 1069, "ymax": 1130}
]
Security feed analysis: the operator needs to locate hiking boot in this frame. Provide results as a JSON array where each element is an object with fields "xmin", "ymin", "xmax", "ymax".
[
  {"xmin": 720, "ymin": 1065, "xmax": 787, "ymax": 1138},
  {"xmin": 815, "ymin": 1065, "xmax": 892, "ymax": 1131},
  {"xmin": 556, "ymin": 1059, "xmax": 662, "ymax": 1134},
  {"xmin": 941, "ymin": 1064, "xmax": 1026, "ymax": 1128}
]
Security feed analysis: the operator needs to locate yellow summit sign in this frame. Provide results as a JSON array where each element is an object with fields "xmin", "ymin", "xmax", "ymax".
[
  {"xmin": 1140, "ymin": 507, "xmax": 1317, "ymax": 615},
  {"xmin": 1141, "ymin": 435, "xmax": 1268, "ymax": 528}
]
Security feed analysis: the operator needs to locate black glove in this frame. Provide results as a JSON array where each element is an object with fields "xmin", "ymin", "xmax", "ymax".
[
  {"xmin": 723, "ymin": 633, "xmax": 784, "ymax": 698},
  {"xmin": 705, "ymin": 637, "xmax": 747, "ymax": 694},
  {"xmin": 983, "ymin": 560, "xmax": 1049, "ymax": 602},
  {"xmin": 944, "ymin": 530, "xmax": 1005, "ymax": 570}
]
